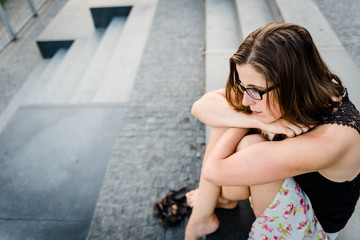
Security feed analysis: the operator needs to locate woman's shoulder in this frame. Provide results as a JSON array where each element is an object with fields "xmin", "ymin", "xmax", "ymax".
[
  {"xmin": 316, "ymin": 123, "xmax": 360, "ymax": 181},
  {"xmin": 309, "ymin": 119, "xmax": 360, "ymax": 181}
]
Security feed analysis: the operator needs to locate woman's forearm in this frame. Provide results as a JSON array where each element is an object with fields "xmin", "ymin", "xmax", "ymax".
[
  {"xmin": 191, "ymin": 89, "xmax": 259, "ymax": 129},
  {"xmin": 192, "ymin": 89, "xmax": 311, "ymax": 138}
]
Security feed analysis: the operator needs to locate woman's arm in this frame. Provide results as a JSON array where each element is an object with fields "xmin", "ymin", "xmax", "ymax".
[
  {"xmin": 203, "ymin": 124, "xmax": 357, "ymax": 186},
  {"xmin": 192, "ymin": 89, "xmax": 310, "ymax": 137},
  {"xmin": 191, "ymin": 89, "xmax": 257, "ymax": 128}
]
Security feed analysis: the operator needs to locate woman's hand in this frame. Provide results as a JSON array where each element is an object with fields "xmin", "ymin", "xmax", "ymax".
[{"xmin": 257, "ymin": 118, "xmax": 313, "ymax": 138}]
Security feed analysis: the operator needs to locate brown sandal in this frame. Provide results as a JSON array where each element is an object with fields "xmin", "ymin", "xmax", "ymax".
[{"xmin": 153, "ymin": 187, "xmax": 192, "ymax": 226}]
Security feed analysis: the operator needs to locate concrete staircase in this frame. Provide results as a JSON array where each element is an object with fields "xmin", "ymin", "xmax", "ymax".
[
  {"xmin": 205, "ymin": 0, "xmax": 360, "ymax": 239},
  {"xmin": 0, "ymin": 0, "xmax": 158, "ymax": 134},
  {"xmin": 24, "ymin": 17, "xmax": 125, "ymax": 105},
  {"xmin": 0, "ymin": 1, "xmax": 158, "ymax": 239}
]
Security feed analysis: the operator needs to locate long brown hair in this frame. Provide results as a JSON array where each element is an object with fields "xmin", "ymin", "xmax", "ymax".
[{"xmin": 225, "ymin": 22, "xmax": 344, "ymax": 125}]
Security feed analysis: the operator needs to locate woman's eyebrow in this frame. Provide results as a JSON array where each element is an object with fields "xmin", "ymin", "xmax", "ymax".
[
  {"xmin": 238, "ymin": 77, "xmax": 266, "ymax": 89},
  {"xmin": 241, "ymin": 81, "xmax": 265, "ymax": 89},
  {"xmin": 246, "ymin": 84, "xmax": 264, "ymax": 89}
]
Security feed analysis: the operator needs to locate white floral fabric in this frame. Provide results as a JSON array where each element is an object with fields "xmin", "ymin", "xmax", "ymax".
[{"xmin": 248, "ymin": 178, "xmax": 339, "ymax": 240}]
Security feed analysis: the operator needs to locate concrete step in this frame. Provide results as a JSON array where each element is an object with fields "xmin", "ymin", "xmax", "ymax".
[
  {"xmin": 207, "ymin": 0, "xmax": 240, "ymax": 51},
  {"xmin": 92, "ymin": 1, "xmax": 157, "ymax": 103},
  {"xmin": 38, "ymin": 39, "xmax": 88, "ymax": 103},
  {"xmin": 42, "ymin": 30, "xmax": 105, "ymax": 104},
  {"xmin": 0, "ymin": 61, "xmax": 49, "ymax": 134},
  {"xmin": 235, "ymin": 0, "xmax": 278, "ymax": 40},
  {"xmin": 70, "ymin": 17, "xmax": 127, "ymax": 103},
  {"xmin": 205, "ymin": 0, "xmax": 240, "ymax": 92},
  {"xmin": 23, "ymin": 49, "xmax": 67, "ymax": 105}
]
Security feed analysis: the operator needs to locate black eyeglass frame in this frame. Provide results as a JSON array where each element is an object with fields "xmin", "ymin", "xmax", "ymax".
[{"xmin": 235, "ymin": 79, "xmax": 277, "ymax": 100}]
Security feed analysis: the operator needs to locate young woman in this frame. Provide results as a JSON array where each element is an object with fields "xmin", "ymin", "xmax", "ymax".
[{"xmin": 185, "ymin": 22, "xmax": 360, "ymax": 239}]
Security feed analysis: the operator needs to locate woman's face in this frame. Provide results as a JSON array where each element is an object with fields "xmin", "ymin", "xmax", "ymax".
[{"xmin": 236, "ymin": 64, "xmax": 282, "ymax": 124}]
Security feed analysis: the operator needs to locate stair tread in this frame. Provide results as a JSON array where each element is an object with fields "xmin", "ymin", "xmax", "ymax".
[
  {"xmin": 206, "ymin": 0, "xmax": 240, "ymax": 51},
  {"xmin": 93, "ymin": 2, "xmax": 158, "ymax": 103},
  {"xmin": 23, "ymin": 49, "xmax": 67, "ymax": 105},
  {"xmin": 70, "ymin": 17, "xmax": 127, "ymax": 103},
  {"xmin": 44, "ymin": 30, "xmax": 105, "ymax": 104},
  {"xmin": 235, "ymin": 0, "xmax": 276, "ymax": 40},
  {"xmin": 0, "ymin": 61, "xmax": 49, "ymax": 134},
  {"xmin": 39, "ymin": 39, "xmax": 87, "ymax": 103}
]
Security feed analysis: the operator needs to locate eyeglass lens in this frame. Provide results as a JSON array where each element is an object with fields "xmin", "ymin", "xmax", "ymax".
[{"xmin": 236, "ymin": 81, "xmax": 262, "ymax": 100}]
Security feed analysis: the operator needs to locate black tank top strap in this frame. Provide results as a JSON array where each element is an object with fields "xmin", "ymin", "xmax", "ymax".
[{"xmin": 319, "ymin": 88, "xmax": 360, "ymax": 134}]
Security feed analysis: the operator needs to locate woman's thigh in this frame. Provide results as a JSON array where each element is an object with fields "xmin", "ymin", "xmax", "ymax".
[{"xmin": 250, "ymin": 180, "xmax": 284, "ymax": 217}]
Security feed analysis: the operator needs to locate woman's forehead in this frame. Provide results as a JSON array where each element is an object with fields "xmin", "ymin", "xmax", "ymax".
[{"xmin": 236, "ymin": 64, "xmax": 267, "ymax": 87}]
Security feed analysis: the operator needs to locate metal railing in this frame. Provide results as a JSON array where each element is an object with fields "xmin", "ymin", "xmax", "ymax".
[{"xmin": 0, "ymin": 0, "xmax": 49, "ymax": 53}]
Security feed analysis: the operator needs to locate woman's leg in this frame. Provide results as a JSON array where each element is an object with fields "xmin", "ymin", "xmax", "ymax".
[
  {"xmin": 220, "ymin": 134, "xmax": 265, "ymax": 201},
  {"xmin": 250, "ymin": 180, "xmax": 284, "ymax": 217},
  {"xmin": 185, "ymin": 127, "xmax": 250, "ymax": 240},
  {"xmin": 185, "ymin": 131, "xmax": 284, "ymax": 239},
  {"xmin": 228, "ymin": 134, "xmax": 284, "ymax": 218}
]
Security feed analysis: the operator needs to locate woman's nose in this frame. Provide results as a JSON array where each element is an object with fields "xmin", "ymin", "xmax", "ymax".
[{"xmin": 242, "ymin": 92, "xmax": 256, "ymax": 106}]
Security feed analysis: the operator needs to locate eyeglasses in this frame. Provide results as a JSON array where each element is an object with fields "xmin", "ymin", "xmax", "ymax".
[{"xmin": 235, "ymin": 79, "xmax": 277, "ymax": 100}]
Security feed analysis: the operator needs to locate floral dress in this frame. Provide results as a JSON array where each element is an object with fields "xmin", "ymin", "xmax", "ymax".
[
  {"xmin": 248, "ymin": 89, "xmax": 359, "ymax": 239},
  {"xmin": 248, "ymin": 177, "xmax": 339, "ymax": 240}
]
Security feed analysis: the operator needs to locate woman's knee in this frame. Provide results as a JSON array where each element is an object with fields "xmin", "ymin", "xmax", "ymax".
[{"xmin": 236, "ymin": 134, "xmax": 266, "ymax": 152}]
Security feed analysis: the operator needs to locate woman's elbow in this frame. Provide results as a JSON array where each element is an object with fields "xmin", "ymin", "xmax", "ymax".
[{"xmin": 191, "ymin": 100, "xmax": 200, "ymax": 118}]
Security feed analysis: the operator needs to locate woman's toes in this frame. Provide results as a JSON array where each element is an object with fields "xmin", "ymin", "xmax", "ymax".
[{"xmin": 186, "ymin": 189, "xmax": 199, "ymax": 208}]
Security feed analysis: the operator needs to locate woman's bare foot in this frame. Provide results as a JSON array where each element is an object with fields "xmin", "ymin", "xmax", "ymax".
[
  {"xmin": 185, "ymin": 213, "xmax": 219, "ymax": 240},
  {"xmin": 186, "ymin": 189, "xmax": 238, "ymax": 209}
]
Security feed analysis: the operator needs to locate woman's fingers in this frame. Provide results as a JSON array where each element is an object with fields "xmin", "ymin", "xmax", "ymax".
[
  {"xmin": 286, "ymin": 124, "xmax": 311, "ymax": 137},
  {"xmin": 292, "ymin": 125, "xmax": 303, "ymax": 135},
  {"xmin": 286, "ymin": 128, "xmax": 296, "ymax": 138},
  {"xmin": 262, "ymin": 118, "xmax": 315, "ymax": 137},
  {"xmin": 302, "ymin": 126, "xmax": 310, "ymax": 133}
]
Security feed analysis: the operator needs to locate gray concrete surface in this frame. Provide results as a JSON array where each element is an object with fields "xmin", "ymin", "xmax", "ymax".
[
  {"xmin": 0, "ymin": 104, "xmax": 126, "ymax": 239},
  {"xmin": 86, "ymin": 0, "xmax": 205, "ymax": 238},
  {"xmin": 314, "ymin": 0, "xmax": 360, "ymax": 68}
]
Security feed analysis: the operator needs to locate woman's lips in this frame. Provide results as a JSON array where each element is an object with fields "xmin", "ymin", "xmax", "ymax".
[{"xmin": 252, "ymin": 111, "xmax": 262, "ymax": 115}]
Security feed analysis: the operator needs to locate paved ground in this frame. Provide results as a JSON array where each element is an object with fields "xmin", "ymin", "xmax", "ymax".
[
  {"xmin": 314, "ymin": 0, "xmax": 360, "ymax": 68},
  {"xmin": 86, "ymin": 0, "xmax": 205, "ymax": 238},
  {"xmin": 0, "ymin": 0, "xmax": 359, "ymax": 239}
]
